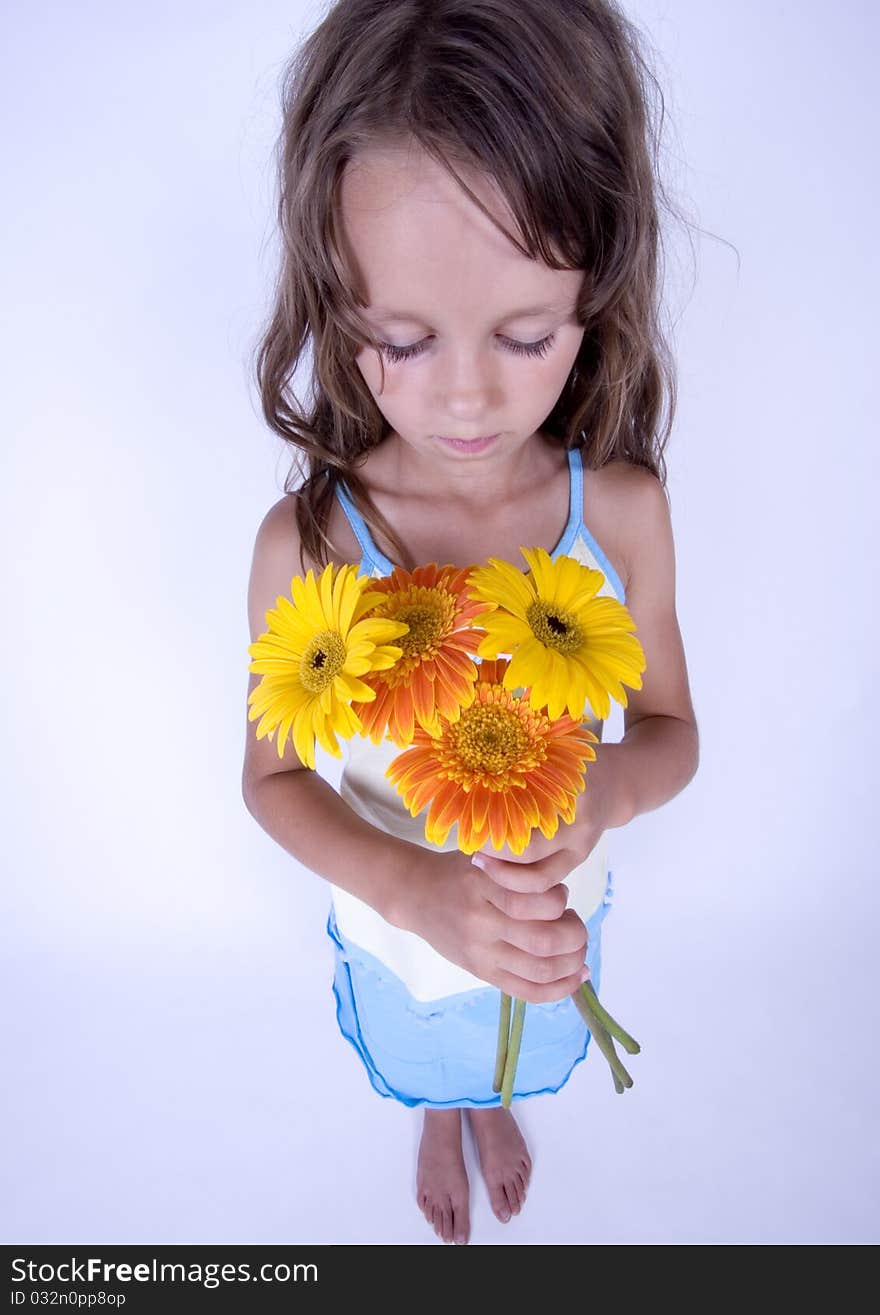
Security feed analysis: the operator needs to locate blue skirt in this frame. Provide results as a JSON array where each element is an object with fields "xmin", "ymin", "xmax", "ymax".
[{"xmin": 327, "ymin": 870, "xmax": 614, "ymax": 1108}]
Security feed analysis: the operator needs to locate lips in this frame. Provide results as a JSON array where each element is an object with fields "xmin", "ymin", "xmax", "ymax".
[
  {"xmin": 436, "ymin": 433, "xmax": 501, "ymax": 452},
  {"xmin": 438, "ymin": 436, "xmax": 496, "ymax": 443}
]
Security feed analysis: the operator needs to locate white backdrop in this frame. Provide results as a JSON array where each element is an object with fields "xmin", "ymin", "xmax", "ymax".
[{"xmin": 3, "ymin": 0, "xmax": 877, "ymax": 1244}]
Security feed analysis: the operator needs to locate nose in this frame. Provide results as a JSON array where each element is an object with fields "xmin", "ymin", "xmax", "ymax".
[{"xmin": 437, "ymin": 345, "xmax": 498, "ymax": 420}]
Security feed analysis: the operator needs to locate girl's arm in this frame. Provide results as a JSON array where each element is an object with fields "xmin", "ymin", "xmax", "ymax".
[
  {"xmin": 594, "ymin": 467, "xmax": 699, "ymax": 827},
  {"xmin": 241, "ymin": 494, "xmax": 422, "ymax": 922},
  {"xmin": 242, "ymin": 744, "xmax": 424, "ymax": 925},
  {"xmin": 432, "ymin": 468, "xmax": 698, "ymax": 903}
]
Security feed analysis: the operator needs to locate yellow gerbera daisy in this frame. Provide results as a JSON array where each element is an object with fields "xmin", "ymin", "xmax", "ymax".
[
  {"xmin": 247, "ymin": 562, "xmax": 410, "ymax": 770},
  {"xmin": 350, "ymin": 562, "xmax": 496, "ymax": 748},
  {"xmin": 385, "ymin": 657, "xmax": 599, "ymax": 855},
  {"xmin": 466, "ymin": 547, "xmax": 646, "ymax": 721}
]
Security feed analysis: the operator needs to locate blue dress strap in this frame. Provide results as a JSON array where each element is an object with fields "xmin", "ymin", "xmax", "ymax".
[
  {"xmin": 549, "ymin": 447, "xmax": 583, "ymax": 559},
  {"xmin": 334, "ymin": 478, "xmax": 386, "ymax": 576}
]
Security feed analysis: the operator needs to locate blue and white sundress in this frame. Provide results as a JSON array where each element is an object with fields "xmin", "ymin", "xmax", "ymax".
[{"xmin": 326, "ymin": 445, "xmax": 626, "ymax": 1108}]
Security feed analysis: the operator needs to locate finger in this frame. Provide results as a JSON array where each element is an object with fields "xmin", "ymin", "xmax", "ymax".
[
  {"xmin": 496, "ymin": 938, "xmax": 587, "ymax": 986},
  {"xmin": 477, "ymin": 814, "xmax": 585, "ymax": 864},
  {"xmin": 490, "ymin": 959, "xmax": 588, "ymax": 1005},
  {"xmin": 476, "ymin": 836, "xmax": 558, "ymax": 865},
  {"xmin": 473, "ymin": 850, "xmax": 576, "ymax": 894},
  {"xmin": 491, "ymin": 907, "xmax": 588, "ymax": 959},
  {"xmin": 479, "ymin": 874, "xmax": 569, "ymax": 922}
]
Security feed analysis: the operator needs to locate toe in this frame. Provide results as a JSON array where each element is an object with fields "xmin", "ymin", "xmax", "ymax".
[
  {"xmin": 489, "ymin": 1181, "xmax": 511, "ymax": 1223},
  {"xmin": 452, "ymin": 1196, "xmax": 471, "ymax": 1245},
  {"xmin": 440, "ymin": 1201, "xmax": 454, "ymax": 1244},
  {"xmin": 504, "ymin": 1179, "xmax": 521, "ymax": 1215}
]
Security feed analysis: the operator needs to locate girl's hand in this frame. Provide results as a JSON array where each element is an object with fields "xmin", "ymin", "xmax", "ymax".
[
  {"xmin": 392, "ymin": 763, "xmax": 616, "ymax": 1004},
  {"xmin": 461, "ymin": 764, "xmax": 616, "ymax": 995},
  {"xmin": 398, "ymin": 845, "xmax": 588, "ymax": 1006}
]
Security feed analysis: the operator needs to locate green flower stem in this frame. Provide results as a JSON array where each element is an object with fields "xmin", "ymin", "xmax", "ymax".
[
  {"xmin": 570, "ymin": 982, "xmax": 598, "ymax": 1032},
  {"xmin": 586, "ymin": 1012, "xmax": 633, "ymax": 1092},
  {"xmin": 500, "ymin": 998, "xmax": 526, "ymax": 1108},
  {"xmin": 570, "ymin": 987, "xmax": 634, "ymax": 1091},
  {"xmin": 493, "ymin": 992, "xmax": 512, "ymax": 1093},
  {"xmin": 581, "ymin": 981, "xmax": 641, "ymax": 1055}
]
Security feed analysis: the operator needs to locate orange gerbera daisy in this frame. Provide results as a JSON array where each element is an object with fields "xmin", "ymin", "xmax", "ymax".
[
  {"xmin": 385, "ymin": 657, "xmax": 600, "ymax": 855},
  {"xmin": 350, "ymin": 562, "xmax": 496, "ymax": 747}
]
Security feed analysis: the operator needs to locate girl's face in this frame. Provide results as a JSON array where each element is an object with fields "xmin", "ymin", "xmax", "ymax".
[{"xmin": 340, "ymin": 144, "xmax": 585, "ymax": 464}]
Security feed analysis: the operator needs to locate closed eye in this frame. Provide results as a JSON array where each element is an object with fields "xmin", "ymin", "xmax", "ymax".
[{"xmin": 378, "ymin": 332, "xmax": 557, "ymax": 364}]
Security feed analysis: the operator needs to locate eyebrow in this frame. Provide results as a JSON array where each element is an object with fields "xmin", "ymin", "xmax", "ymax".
[{"xmin": 366, "ymin": 302, "xmax": 568, "ymax": 325}]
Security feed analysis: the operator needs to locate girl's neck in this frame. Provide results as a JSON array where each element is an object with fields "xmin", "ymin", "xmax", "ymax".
[{"xmin": 377, "ymin": 428, "xmax": 563, "ymax": 514}]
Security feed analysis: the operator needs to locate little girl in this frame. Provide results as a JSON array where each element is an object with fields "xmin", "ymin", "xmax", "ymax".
[{"xmin": 242, "ymin": 0, "xmax": 699, "ymax": 1245}]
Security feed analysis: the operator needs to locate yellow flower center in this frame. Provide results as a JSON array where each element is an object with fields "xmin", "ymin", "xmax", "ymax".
[
  {"xmin": 300, "ymin": 629, "xmax": 346, "ymax": 693},
  {"xmin": 526, "ymin": 600, "xmax": 583, "ymax": 655},
  {"xmin": 392, "ymin": 600, "xmax": 445, "ymax": 657},
  {"xmin": 447, "ymin": 702, "xmax": 531, "ymax": 775},
  {"xmin": 374, "ymin": 586, "xmax": 455, "ymax": 685}
]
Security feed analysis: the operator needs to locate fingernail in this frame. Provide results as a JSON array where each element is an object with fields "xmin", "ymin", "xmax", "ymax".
[
  {"xmin": 471, "ymin": 855, "xmax": 487, "ymax": 871},
  {"xmin": 455, "ymin": 1234, "xmax": 466, "ymax": 1245},
  {"xmin": 580, "ymin": 966, "xmax": 591, "ymax": 982}
]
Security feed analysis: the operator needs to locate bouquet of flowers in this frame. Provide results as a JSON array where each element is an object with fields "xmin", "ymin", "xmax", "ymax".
[{"xmin": 247, "ymin": 548, "xmax": 646, "ymax": 1106}]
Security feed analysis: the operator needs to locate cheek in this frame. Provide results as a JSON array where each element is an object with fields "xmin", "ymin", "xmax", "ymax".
[
  {"xmin": 354, "ymin": 346, "xmax": 379, "ymax": 389},
  {"xmin": 519, "ymin": 353, "xmax": 575, "ymax": 401},
  {"xmin": 553, "ymin": 326, "xmax": 585, "ymax": 377},
  {"xmin": 355, "ymin": 347, "xmax": 412, "ymax": 410},
  {"xmin": 550, "ymin": 352, "xmax": 578, "ymax": 393}
]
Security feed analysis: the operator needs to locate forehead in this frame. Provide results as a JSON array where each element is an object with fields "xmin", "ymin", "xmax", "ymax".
[{"xmin": 338, "ymin": 144, "xmax": 582, "ymax": 325}]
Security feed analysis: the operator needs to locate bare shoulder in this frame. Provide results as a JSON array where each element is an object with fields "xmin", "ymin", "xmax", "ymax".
[
  {"xmin": 603, "ymin": 460, "xmax": 669, "ymax": 574},
  {"xmin": 254, "ymin": 490, "xmax": 301, "ymax": 548},
  {"xmin": 583, "ymin": 458, "xmax": 667, "ymax": 596},
  {"xmin": 256, "ymin": 490, "xmax": 304, "ymax": 544},
  {"xmin": 594, "ymin": 458, "xmax": 667, "ymax": 513},
  {"xmin": 595, "ymin": 461, "xmax": 697, "ymax": 732},
  {"xmin": 246, "ymin": 492, "xmax": 312, "ymax": 645}
]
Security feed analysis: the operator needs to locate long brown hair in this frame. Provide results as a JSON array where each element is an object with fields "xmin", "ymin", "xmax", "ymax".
[{"xmin": 252, "ymin": 0, "xmax": 684, "ymax": 575}]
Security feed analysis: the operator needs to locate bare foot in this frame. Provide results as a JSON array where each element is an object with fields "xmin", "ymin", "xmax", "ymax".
[
  {"xmin": 416, "ymin": 1108, "xmax": 471, "ymax": 1245},
  {"xmin": 465, "ymin": 1106, "xmax": 532, "ymax": 1223}
]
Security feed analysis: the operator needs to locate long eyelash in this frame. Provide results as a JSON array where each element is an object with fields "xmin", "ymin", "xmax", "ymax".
[
  {"xmin": 505, "ymin": 333, "xmax": 555, "ymax": 359},
  {"xmin": 378, "ymin": 332, "xmax": 556, "ymax": 364}
]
